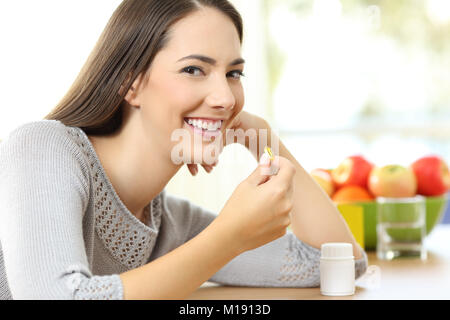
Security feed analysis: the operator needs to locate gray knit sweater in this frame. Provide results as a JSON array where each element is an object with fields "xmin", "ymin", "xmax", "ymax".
[{"xmin": 0, "ymin": 120, "xmax": 367, "ymax": 300}]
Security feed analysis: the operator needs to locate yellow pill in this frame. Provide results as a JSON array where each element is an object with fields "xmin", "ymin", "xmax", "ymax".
[{"xmin": 264, "ymin": 146, "xmax": 274, "ymax": 161}]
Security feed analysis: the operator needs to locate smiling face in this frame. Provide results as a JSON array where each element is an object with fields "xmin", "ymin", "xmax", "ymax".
[{"xmin": 126, "ymin": 7, "xmax": 245, "ymax": 164}]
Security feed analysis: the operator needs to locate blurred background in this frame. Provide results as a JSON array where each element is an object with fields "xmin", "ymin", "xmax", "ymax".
[{"xmin": 0, "ymin": 0, "xmax": 449, "ymax": 221}]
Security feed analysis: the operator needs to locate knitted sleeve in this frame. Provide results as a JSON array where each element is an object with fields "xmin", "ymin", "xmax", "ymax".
[
  {"xmin": 175, "ymin": 196, "xmax": 368, "ymax": 287},
  {"xmin": 0, "ymin": 121, "xmax": 123, "ymax": 299},
  {"xmin": 209, "ymin": 231, "xmax": 368, "ymax": 287}
]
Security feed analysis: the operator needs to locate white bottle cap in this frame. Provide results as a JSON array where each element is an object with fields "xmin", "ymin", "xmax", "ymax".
[{"xmin": 321, "ymin": 242, "xmax": 353, "ymax": 259}]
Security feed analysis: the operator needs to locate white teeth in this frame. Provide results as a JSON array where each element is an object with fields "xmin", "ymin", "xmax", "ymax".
[{"xmin": 186, "ymin": 118, "xmax": 222, "ymax": 131}]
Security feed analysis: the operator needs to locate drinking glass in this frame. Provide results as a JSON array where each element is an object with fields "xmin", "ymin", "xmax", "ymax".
[{"xmin": 376, "ymin": 196, "xmax": 427, "ymax": 260}]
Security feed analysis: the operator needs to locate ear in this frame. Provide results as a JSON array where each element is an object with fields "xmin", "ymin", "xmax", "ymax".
[{"xmin": 123, "ymin": 74, "xmax": 145, "ymax": 108}]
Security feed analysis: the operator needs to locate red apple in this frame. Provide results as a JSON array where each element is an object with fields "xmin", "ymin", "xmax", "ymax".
[
  {"xmin": 411, "ymin": 155, "xmax": 450, "ymax": 196},
  {"xmin": 311, "ymin": 168, "xmax": 335, "ymax": 197},
  {"xmin": 331, "ymin": 155, "xmax": 374, "ymax": 189},
  {"xmin": 368, "ymin": 165, "xmax": 417, "ymax": 198}
]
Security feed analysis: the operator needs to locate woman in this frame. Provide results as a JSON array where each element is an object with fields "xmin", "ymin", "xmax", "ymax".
[{"xmin": 0, "ymin": 0, "xmax": 367, "ymax": 300}]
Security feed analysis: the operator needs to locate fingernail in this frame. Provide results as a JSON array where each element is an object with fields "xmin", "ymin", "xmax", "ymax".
[
  {"xmin": 259, "ymin": 153, "xmax": 270, "ymax": 166},
  {"xmin": 193, "ymin": 167, "xmax": 198, "ymax": 176}
]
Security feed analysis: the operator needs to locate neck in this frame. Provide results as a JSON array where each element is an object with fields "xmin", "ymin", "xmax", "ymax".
[{"xmin": 88, "ymin": 109, "xmax": 182, "ymax": 219}]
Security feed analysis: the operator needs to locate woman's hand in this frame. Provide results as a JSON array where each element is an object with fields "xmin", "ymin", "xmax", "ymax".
[
  {"xmin": 186, "ymin": 111, "xmax": 270, "ymax": 175},
  {"xmin": 212, "ymin": 154, "xmax": 296, "ymax": 253},
  {"xmin": 186, "ymin": 160, "xmax": 218, "ymax": 176}
]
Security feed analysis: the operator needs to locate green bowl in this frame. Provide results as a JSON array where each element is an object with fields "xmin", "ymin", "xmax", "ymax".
[{"xmin": 337, "ymin": 195, "xmax": 448, "ymax": 250}]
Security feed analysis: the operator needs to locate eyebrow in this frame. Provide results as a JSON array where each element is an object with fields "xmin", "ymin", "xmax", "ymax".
[{"xmin": 177, "ymin": 54, "xmax": 245, "ymax": 66}]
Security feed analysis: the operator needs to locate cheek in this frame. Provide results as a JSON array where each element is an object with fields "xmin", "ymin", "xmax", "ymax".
[
  {"xmin": 233, "ymin": 85, "xmax": 245, "ymax": 112},
  {"xmin": 143, "ymin": 78, "xmax": 202, "ymax": 124},
  {"xmin": 162, "ymin": 80, "xmax": 205, "ymax": 118}
]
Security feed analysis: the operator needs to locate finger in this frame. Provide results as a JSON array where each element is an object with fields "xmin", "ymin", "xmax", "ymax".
[
  {"xmin": 247, "ymin": 154, "xmax": 272, "ymax": 186},
  {"xmin": 232, "ymin": 116, "xmax": 241, "ymax": 129},
  {"xmin": 203, "ymin": 165, "xmax": 213, "ymax": 173},
  {"xmin": 258, "ymin": 153, "xmax": 272, "ymax": 177},
  {"xmin": 187, "ymin": 164, "xmax": 198, "ymax": 176},
  {"xmin": 267, "ymin": 156, "xmax": 296, "ymax": 184},
  {"xmin": 286, "ymin": 178, "xmax": 295, "ymax": 199},
  {"xmin": 226, "ymin": 112, "xmax": 242, "ymax": 130}
]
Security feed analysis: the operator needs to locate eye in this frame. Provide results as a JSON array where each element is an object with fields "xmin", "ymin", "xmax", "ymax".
[
  {"xmin": 182, "ymin": 66, "xmax": 204, "ymax": 76},
  {"xmin": 228, "ymin": 70, "xmax": 245, "ymax": 80}
]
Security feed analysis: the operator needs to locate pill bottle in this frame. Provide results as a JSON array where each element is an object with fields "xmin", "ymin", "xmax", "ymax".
[{"xmin": 320, "ymin": 242, "xmax": 355, "ymax": 296}]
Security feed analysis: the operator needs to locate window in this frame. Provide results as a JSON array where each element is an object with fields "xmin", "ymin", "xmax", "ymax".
[{"xmin": 267, "ymin": 0, "xmax": 450, "ymax": 171}]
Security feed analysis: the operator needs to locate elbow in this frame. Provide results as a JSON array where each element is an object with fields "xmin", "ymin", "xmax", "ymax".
[{"xmin": 355, "ymin": 247, "xmax": 369, "ymax": 280}]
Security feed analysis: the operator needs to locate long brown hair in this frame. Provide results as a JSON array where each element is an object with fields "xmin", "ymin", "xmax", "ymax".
[{"xmin": 44, "ymin": 0, "xmax": 243, "ymax": 135}]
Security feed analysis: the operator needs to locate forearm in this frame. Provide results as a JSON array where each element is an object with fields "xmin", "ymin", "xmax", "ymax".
[
  {"xmin": 278, "ymin": 138, "xmax": 362, "ymax": 259},
  {"xmin": 119, "ymin": 220, "xmax": 240, "ymax": 300},
  {"xmin": 242, "ymin": 123, "xmax": 362, "ymax": 260},
  {"xmin": 271, "ymin": 133, "xmax": 363, "ymax": 259}
]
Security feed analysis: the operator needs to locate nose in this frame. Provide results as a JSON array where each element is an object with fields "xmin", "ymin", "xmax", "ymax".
[{"xmin": 204, "ymin": 75, "xmax": 236, "ymax": 111}]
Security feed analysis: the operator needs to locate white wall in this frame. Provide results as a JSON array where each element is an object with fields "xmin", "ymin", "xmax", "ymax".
[{"xmin": 0, "ymin": 0, "xmax": 123, "ymax": 138}]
